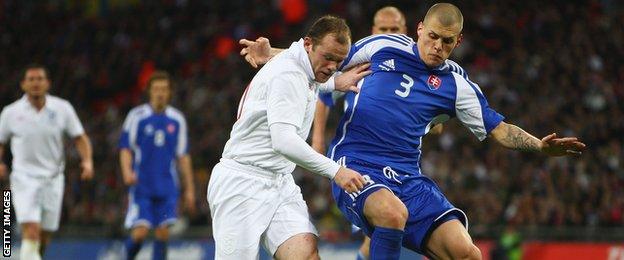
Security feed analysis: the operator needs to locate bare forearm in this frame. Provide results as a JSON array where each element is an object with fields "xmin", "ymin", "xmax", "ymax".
[
  {"xmin": 75, "ymin": 134, "xmax": 93, "ymax": 163},
  {"xmin": 178, "ymin": 155, "xmax": 195, "ymax": 193},
  {"xmin": 311, "ymin": 101, "xmax": 330, "ymax": 152},
  {"xmin": 490, "ymin": 122, "xmax": 541, "ymax": 152},
  {"xmin": 119, "ymin": 149, "xmax": 134, "ymax": 175}
]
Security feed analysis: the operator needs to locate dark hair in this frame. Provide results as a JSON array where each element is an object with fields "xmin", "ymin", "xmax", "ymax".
[
  {"xmin": 146, "ymin": 70, "xmax": 172, "ymax": 91},
  {"xmin": 306, "ymin": 15, "xmax": 351, "ymax": 46},
  {"xmin": 22, "ymin": 63, "xmax": 49, "ymax": 80}
]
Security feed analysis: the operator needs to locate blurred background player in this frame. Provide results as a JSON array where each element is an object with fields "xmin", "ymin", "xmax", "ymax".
[
  {"xmin": 0, "ymin": 64, "xmax": 94, "ymax": 260},
  {"xmin": 119, "ymin": 71, "xmax": 196, "ymax": 260}
]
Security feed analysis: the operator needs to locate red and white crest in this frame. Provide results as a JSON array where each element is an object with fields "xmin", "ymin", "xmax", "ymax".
[
  {"xmin": 427, "ymin": 75, "xmax": 442, "ymax": 90},
  {"xmin": 167, "ymin": 124, "xmax": 176, "ymax": 133}
]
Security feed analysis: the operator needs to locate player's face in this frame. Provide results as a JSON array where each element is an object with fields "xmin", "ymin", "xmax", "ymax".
[
  {"xmin": 416, "ymin": 20, "xmax": 462, "ymax": 68},
  {"xmin": 149, "ymin": 79, "xmax": 171, "ymax": 108},
  {"xmin": 304, "ymin": 34, "xmax": 350, "ymax": 83},
  {"xmin": 21, "ymin": 68, "xmax": 50, "ymax": 98},
  {"xmin": 372, "ymin": 13, "xmax": 407, "ymax": 34}
]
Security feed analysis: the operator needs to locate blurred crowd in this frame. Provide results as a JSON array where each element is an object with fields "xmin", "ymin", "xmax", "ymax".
[{"xmin": 0, "ymin": 0, "xmax": 622, "ymax": 241}]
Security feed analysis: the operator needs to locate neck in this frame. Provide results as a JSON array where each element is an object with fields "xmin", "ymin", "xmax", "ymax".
[
  {"xmin": 150, "ymin": 102, "xmax": 166, "ymax": 113},
  {"xmin": 27, "ymin": 94, "xmax": 46, "ymax": 111}
]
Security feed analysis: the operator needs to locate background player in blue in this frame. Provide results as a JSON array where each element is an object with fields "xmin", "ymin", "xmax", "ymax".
[
  {"xmin": 119, "ymin": 71, "xmax": 196, "ymax": 260},
  {"xmin": 240, "ymin": 3, "xmax": 586, "ymax": 260}
]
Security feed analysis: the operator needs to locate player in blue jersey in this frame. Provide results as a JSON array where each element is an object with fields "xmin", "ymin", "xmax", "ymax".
[
  {"xmin": 240, "ymin": 3, "xmax": 586, "ymax": 260},
  {"xmin": 119, "ymin": 71, "xmax": 196, "ymax": 260}
]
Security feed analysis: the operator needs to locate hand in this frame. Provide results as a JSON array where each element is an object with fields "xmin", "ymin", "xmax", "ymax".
[
  {"xmin": 333, "ymin": 167, "xmax": 366, "ymax": 193},
  {"xmin": 0, "ymin": 163, "xmax": 6, "ymax": 180},
  {"xmin": 334, "ymin": 63, "xmax": 372, "ymax": 93},
  {"xmin": 540, "ymin": 133, "xmax": 586, "ymax": 156},
  {"xmin": 239, "ymin": 37, "xmax": 272, "ymax": 68},
  {"xmin": 80, "ymin": 160, "xmax": 94, "ymax": 181},
  {"xmin": 184, "ymin": 190, "xmax": 196, "ymax": 215},
  {"xmin": 123, "ymin": 170, "xmax": 138, "ymax": 186}
]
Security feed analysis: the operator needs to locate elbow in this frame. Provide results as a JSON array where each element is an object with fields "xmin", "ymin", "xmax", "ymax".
[{"xmin": 271, "ymin": 138, "xmax": 288, "ymax": 156}]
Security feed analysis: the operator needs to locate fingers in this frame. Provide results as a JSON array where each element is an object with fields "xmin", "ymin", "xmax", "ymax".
[
  {"xmin": 239, "ymin": 38, "xmax": 254, "ymax": 47},
  {"xmin": 541, "ymin": 133, "xmax": 557, "ymax": 142},
  {"xmin": 359, "ymin": 69, "xmax": 373, "ymax": 77},
  {"xmin": 244, "ymin": 55, "xmax": 258, "ymax": 68},
  {"xmin": 257, "ymin": 37, "xmax": 269, "ymax": 44},
  {"xmin": 354, "ymin": 62, "xmax": 371, "ymax": 72}
]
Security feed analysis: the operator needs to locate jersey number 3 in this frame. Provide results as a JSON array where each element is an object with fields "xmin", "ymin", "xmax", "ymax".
[{"xmin": 395, "ymin": 74, "xmax": 414, "ymax": 98}]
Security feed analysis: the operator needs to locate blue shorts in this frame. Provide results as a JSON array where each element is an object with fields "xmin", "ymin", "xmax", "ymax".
[
  {"xmin": 332, "ymin": 158, "xmax": 467, "ymax": 254},
  {"xmin": 124, "ymin": 190, "xmax": 178, "ymax": 229}
]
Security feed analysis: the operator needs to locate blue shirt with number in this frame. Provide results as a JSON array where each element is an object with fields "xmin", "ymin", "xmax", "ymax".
[
  {"xmin": 119, "ymin": 104, "xmax": 188, "ymax": 198},
  {"xmin": 328, "ymin": 34, "xmax": 504, "ymax": 176}
]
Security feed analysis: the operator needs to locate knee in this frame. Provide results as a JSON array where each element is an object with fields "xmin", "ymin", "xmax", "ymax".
[
  {"xmin": 372, "ymin": 202, "xmax": 408, "ymax": 229},
  {"xmin": 452, "ymin": 244, "xmax": 481, "ymax": 260},
  {"xmin": 154, "ymin": 227, "xmax": 169, "ymax": 241},
  {"xmin": 131, "ymin": 226, "xmax": 150, "ymax": 242}
]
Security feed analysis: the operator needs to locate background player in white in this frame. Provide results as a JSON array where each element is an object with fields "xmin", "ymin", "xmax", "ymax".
[
  {"xmin": 119, "ymin": 71, "xmax": 196, "ymax": 260},
  {"xmin": 0, "ymin": 64, "xmax": 94, "ymax": 260},
  {"xmin": 208, "ymin": 16, "xmax": 370, "ymax": 259}
]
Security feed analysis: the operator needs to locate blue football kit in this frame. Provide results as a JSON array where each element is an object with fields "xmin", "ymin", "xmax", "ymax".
[
  {"xmin": 119, "ymin": 104, "xmax": 189, "ymax": 229},
  {"xmin": 327, "ymin": 34, "xmax": 505, "ymax": 253}
]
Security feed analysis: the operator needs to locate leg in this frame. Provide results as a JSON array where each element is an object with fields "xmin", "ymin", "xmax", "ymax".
[
  {"xmin": 363, "ymin": 189, "xmax": 408, "ymax": 260},
  {"xmin": 153, "ymin": 226, "xmax": 169, "ymax": 260},
  {"xmin": 274, "ymin": 233, "xmax": 319, "ymax": 260},
  {"xmin": 208, "ymin": 164, "xmax": 274, "ymax": 259},
  {"xmin": 21, "ymin": 222, "xmax": 42, "ymax": 260},
  {"xmin": 424, "ymin": 219, "xmax": 481, "ymax": 260},
  {"xmin": 356, "ymin": 236, "xmax": 370, "ymax": 260},
  {"xmin": 126, "ymin": 225, "xmax": 150, "ymax": 260},
  {"xmin": 39, "ymin": 230, "xmax": 53, "ymax": 256}
]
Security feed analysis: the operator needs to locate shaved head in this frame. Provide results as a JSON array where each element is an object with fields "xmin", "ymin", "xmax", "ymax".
[
  {"xmin": 423, "ymin": 3, "xmax": 463, "ymax": 32},
  {"xmin": 372, "ymin": 6, "xmax": 407, "ymax": 34}
]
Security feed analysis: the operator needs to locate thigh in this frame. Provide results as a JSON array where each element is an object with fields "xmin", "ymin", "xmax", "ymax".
[
  {"xmin": 209, "ymin": 164, "xmax": 275, "ymax": 259},
  {"xmin": 263, "ymin": 176, "xmax": 317, "ymax": 257},
  {"xmin": 400, "ymin": 178, "xmax": 467, "ymax": 254},
  {"xmin": 153, "ymin": 195, "xmax": 177, "ymax": 227},
  {"xmin": 424, "ymin": 219, "xmax": 476, "ymax": 260},
  {"xmin": 10, "ymin": 173, "xmax": 43, "ymax": 224},
  {"xmin": 124, "ymin": 191, "xmax": 154, "ymax": 229},
  {"xmin": 41, "ymin": 174, "xmax": 64, "ymax": 231}
]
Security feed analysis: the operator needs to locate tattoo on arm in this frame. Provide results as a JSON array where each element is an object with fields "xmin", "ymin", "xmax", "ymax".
[{"xmin": 503, "ymin": 124, "xmax": 541, "ymax": 152}]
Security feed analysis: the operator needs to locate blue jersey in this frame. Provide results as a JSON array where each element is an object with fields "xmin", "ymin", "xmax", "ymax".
[
  {"xmin": 328, "ymin": 34, "xmax": 504, "ymax": 176},
  {"xmin": 119, "ymin": 104, "xmax": 188, "ymax": 198}
]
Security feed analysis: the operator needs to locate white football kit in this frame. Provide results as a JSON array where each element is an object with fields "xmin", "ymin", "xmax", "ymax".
[
  {"xmin": 208, "ymin": 39, "xmax": 342, "ymax": 259},
  {"xmin": 0, "ymin": 95, "xmax": 85, "ymax": 231}
]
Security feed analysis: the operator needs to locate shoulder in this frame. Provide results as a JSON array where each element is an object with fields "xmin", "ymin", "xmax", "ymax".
[
  {"xmin": 444, "ymin": 59, "xmax": 468, "ymax": 78},
  {"xmin": 354, "ymin": 34, "xmax": 415, "ymax": 52},
  {"xmin": 126, "ymin": 104, "xmax": 152, "ymax": 122},
  {"xmin": 1, "ymin": 99, "xmax": 24, "ymax": 114},
  {"xmin": 165, "ymin": 106, "xmax": 187, "ymax": 123},
  {"xmin": 47, "ymin": 95, "xmax": 75, "ymax": 109}
]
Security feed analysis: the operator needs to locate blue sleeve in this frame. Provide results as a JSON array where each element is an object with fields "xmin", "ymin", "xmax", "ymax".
[
  {"xmin": 318, "ymin": 92, "xmax": 335, "ymax": 107},
  {"xmin": 339, "ymin": 34, "xmax": 416, "ymax": 71}
]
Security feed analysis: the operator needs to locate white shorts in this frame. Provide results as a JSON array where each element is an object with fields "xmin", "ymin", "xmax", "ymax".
[
  {"xmin": 10, "ymin": 172, "xmax": 64, "ymax": 231},
  {"xmin": 207, "ymin": 159, "xmax": 317, "ymax": 259}
]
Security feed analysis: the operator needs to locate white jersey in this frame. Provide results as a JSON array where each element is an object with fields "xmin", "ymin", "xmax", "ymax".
[
  {"xmin": 222, "ymin": 39, "xmax": 320, "ymax": 175},
  {"xmin": 0, "ymin": 95, "xmax": 85, "ymax": 178}
]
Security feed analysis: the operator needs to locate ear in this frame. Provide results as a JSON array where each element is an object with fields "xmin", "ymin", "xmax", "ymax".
[
  {"xmin": 416, "ymin": 22, "xmax": 424, "ymax": 38},
  {"xmin": 303, "ymin": 37, "xmax": 313, "ymax": 53},
  {"xmin": 455, "ymin": 33, "xmax": 463, "ymax": 48}
]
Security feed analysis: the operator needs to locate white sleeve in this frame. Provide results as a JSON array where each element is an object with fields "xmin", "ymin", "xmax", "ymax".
[
  {"xmin": 64, "ymin": 102, "xmax": 85, "ymax": 138},
  {"xmin": 317, "ymin": 73, "xmax": 338, "ymax": 93},
  {"xmin": 176, "ymin": 114, "xmax": 189, "ymax": 157},
  {"xmin": 270, "ymin": 122, "xmax": 340, "ymax": 179},
  {"xmin": 266, "ymin": 72, "xmax": 309, "ymax": 129},
  {"xmin": 0, "ymin": 108, "xmax": 10, "ymax": 143}
]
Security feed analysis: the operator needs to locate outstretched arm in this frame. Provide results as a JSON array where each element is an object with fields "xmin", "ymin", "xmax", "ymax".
[
  {"xmin": 74, "ymin": 134, "xmax": 94, "ymax": 180},
  {"xmin": 239, "ymin": 37, "xmax": 283, "ymax": 68},
  {"xmin": 490, "ymin": 122, "xmax": 585, "ymax": 156}
]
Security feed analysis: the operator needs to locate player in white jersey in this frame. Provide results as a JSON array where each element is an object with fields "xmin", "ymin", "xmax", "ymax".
[
  {"xmin": 0, "ymin": 64, "xmax": 94, "ymax": 260},
  {"xmin": 207, "ymin": 16, "xmax": 370, "ymax": 259}
]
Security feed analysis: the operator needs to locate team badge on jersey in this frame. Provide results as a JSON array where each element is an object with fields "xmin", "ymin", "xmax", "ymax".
[
  {"xmin": 427, "ymin": 75, "xmax": 442, "ymax": 90},
  {"xmin": 167, "ymin": 123, "xmax": 176, "ymax": 134}
]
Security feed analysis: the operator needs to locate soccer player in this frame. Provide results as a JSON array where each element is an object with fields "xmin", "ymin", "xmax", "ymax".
[
  {"xmin": 207, "ymin": 16, "xmax": 370, "ymax": 260},
  {"xmin": 239, "ymin": 3, "xmax": 586, "ymax": 260},
  {"xmin": 0, "ymin": 64, "xmax": 94, "ymax": 260},
  {"xmin": 119, "ymin": 71, "xmax": 196, "ymax": 260}
]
